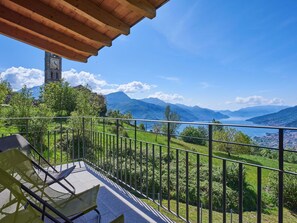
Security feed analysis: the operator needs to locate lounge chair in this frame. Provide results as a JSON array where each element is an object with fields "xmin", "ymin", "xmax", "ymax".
[
  {"xmin": 0, "ymin": 149, "xmax": 101, "ymax": 223},
  {"xmin": 0, "ymin": 168, "xmax": 43, "ymax": 223},
  {"xmin": 0, "ymin": 134, "xmax": 76, "ymax": 193}
]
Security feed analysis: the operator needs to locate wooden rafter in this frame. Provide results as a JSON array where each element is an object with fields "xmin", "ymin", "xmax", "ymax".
[
  {"xmin": 0, "ymin": 5, "xmax": 98, "ymax": 56},
  {"xmin": 116, "ymin": 0, "xmax": 156, "ymax": 19},
  {"xmin": 0, "ymin": 0, "xmax": 168, "ymax": 62},
  {"xmin": 9, "ymin": 0, "xmax": 112, "ymax": 47},
  {"xmin": 56, "ymin": 0, "xmax": 130, "ymax": 35},
  {"xmin": 0, "ymin": 19, "xmax": 87, "ymax": 62}
]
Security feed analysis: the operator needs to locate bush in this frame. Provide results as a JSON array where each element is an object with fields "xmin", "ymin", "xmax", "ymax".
[
  {"xmin": 267, "ymin": 170, "xmax": 297, "ymax": 211},
  {"xmin": 180, "ymin": 126, "xmax": 207, "ymax": 146}
]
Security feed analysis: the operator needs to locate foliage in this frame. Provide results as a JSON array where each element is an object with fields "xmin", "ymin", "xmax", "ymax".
[
  {"xmin": 213, "ymin": 127, "xmax": 252, "ymax": 156},
  {"xmin": 74, "ymin": 86, "xmax": 106, "ymax": 116},
  {"xmin": 0, "ymin": 80, "xmax": 11, "ymax": 104},
  {"xmin": 41, "ymin": 81, "xmax": 77, "ymax": 116},
  {"xmin": 162, "ymin": 105, "xmax": 180, "ymax": 137},
  {"xmin": 180, "ymin": 126, "xmax": 207, "ymax": 145},
  {"xmin": 212, "ymin": 119, "xmax": 223, "ymax": 131},
  {"xmin": 139, "ymin": 123, "xmax": 145, "ymax": 131},
  {"xmin": 267, "ymin": 170, "xmax": 297, "ymax": 211},
  {"xmin": 152, "ymin": 123, "xmax": 162, "ymax": 141}
]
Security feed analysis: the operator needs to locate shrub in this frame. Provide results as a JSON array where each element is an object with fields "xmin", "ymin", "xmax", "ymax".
[
  {"xmin": 267, "ymin": 170, "xmax": 297, "ymax": 211},
  {"xmin": 180, "ymin": 126, "xmax": 207, "ymax": 146}
]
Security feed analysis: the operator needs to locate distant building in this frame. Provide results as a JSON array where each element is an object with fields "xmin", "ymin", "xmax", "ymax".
[{"xmin": 44, "ymin": 52, "xmax": 62, "ymax": 83}]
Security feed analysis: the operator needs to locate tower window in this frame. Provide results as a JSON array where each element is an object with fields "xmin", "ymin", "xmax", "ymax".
[
  {"xmin": 51, "ymin": 72, "xmax": 53, "ymax": 79},
  {"xmin": 56, "ymin": 73, "xmax": 59, "ymax": 80}
]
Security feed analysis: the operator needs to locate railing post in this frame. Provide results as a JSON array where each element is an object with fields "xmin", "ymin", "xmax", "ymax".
[
  {"xmin": 82, "ymin": 117, "xmax": 85, "ymax": 159},
  {"xmin": 26, "ymin": 118, "xmax": 29, "ymax": 139},
  {"xmin": 134, "ymin": 120, "xmax": 137, "ymax": 144},
  {"xmin": 208, "ymin": 124, "xmax": 213, "ymax": 223},
  {"xmin": 116, "ymin": 119, "xmax": 119, "ymax": 183},
  {"xmin": 167, "ymin": 121, "xmax": 171, "ymax": 210},
  {"xmin": 278, "ymin": 128, "xmax": 284, "ymax": 223}
]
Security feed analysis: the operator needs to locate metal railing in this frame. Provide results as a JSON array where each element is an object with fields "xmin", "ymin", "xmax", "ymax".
[{"xmin": 0, "ymin": 116, "xmax": 297, "ymax": 223}]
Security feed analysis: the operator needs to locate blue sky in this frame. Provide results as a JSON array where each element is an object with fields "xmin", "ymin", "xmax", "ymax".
[{"xmin": 1, "ymin": 0, "xmax": 297, "ymax": 110}]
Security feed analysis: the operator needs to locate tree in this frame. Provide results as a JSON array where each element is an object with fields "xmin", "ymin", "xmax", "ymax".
[
  {"xmin": 9, "ymin": 86, "xmax": 34, "ymax": 118},
  {"xmin": 213, "ymin": 127, "xmax": 252, "ymax": 156},
  {"xmin": 180, "ymin": 126, "xmax": 208, "ymax": 145},
  {"xmin": 212, "ymin": 119, "xmax": 223, "ymax": 132},
  {"xmin": 41, "ymin": 81, "xmax": 77, "ymax": 116},
  {"xmin": 139, "ymin": 123, "xmax": 145, "ymax": 131},
  {"xmin": 162, "ymin": 105, "xmax": 180, "ymax": 138},
  {"xmin": 0, "ymin": 80, "xmax": 11, "ymax": 104},
  {"xmin": 152, "ymin": 123, "xmax": 162, "ymax": 141}
]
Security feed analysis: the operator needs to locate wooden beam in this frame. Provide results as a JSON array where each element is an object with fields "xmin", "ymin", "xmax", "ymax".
[
  {"xmin": 0, "ymin": 5, "xmax": 98, "ymax": 56},
  {"xmin": 8, "ymin": 0, "xmax": 112, "ymax": 46},
  {"xmin": 116, "ymin": 0, "xmax": 156, "ymax": 19},
  {"xmin": 0, "ymin": 19, "xmax": 87, "ymax": 62},
  {"xmin": 58, "ymin": 0, "xmax": 130, "ymax": 35}
]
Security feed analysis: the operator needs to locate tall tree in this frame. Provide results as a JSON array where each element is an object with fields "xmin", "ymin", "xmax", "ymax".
[
  {"xmin": 162, "ymin": 105, "xmax": 180, "ymax": 137},
  {"xmin": 41, "ymin": 81, "xmax": 77, "ymax": 116}
]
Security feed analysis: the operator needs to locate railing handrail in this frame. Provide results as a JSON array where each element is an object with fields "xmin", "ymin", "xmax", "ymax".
[{"xmin": 1, "ymin": 116, "xmax": 297, "ymax": 131}]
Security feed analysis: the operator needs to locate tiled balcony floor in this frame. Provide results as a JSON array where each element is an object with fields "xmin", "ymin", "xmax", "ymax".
[{"xmin": 49, "ymin": 162, "xmax": 173, "ymax": 223}]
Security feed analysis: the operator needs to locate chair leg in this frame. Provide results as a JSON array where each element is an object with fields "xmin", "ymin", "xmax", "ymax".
[{"xmin": 94, "ymin": 208, "xmax": 101, "ymax": 223}]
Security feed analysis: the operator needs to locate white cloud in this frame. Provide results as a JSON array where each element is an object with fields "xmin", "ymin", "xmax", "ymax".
[
  {"xmin": 116, "ymin": 81, "xmax": 152, "ymax": 93},
  {"xmin": 227, "ymin": 95, "xmax": 284, "ymax": 106},
  {"xmin": 149, "ymin": 91, "xmax": 184, "ymax": 103},
  {"xmin": 0, "ymin": 67, "xmax": 43, "ymax": 91},
  {"xmin": 0, "ymin": 67, "xmax": 153, "ymax": 95}
]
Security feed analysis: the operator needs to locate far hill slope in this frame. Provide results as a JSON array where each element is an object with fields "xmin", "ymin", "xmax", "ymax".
[
  {"xmin": 106, "ymin": 93, "xmax": 228, "ymax": 121},
  {"xmin": 247, "ymin": 106, "xmax": 297, "ymax": 127},
  {"xmin": 219, "ymin": 105, "xmax": 289, "ymax": 118}
]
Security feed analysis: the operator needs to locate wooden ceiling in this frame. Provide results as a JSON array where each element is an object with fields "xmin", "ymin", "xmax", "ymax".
[{"xmin": 0, "ymin": 0, "xmax": 168, "ymax": 62}]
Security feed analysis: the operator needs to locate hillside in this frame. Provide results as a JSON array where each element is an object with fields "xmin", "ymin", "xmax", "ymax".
[
  {"xmin": 219, "ymin": 105, "xmax": 289, "ymax": 118},
  {"xmin": 248, "ymin": 106, "xmax": 297, "ymax": 127},
  {"xmin": 106, "ymin": 92, "xmax": 228, "ymax": 121}
]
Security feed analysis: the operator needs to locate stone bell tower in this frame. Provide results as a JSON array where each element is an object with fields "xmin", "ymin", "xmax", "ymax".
[{"xmin": 44, "ymin": 52, "xmax": 62, "ymax": 84}]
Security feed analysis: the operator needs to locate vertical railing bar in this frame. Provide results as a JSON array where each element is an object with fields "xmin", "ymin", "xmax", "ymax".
[
  {"xmin": 152, "ymin": 144, "xmax": 155, "ymax": 202},
  {"xmin": 146, "ymin": 142, "xmax": 149, "ymax": 198},
  {"xmin": 129, "ymin": 138, "xmax": 132, "ymax": 187},
  {"xmin": 257, "ymin": 167, "xmax": 262, "ymax": 223},
  {"xmin": 176, "ymin": 149, "xmax": 179, "ymax": 216},
  {"xmin": 77, "ymin": 129, "xmax": 80, "ymax": 161},
  {"xmin": 186, "ymin": 151, "xmax": 189, "ymax": 222},
  {"xmin": 167, "ymin": 122, "xmax": 171, "ymax": 211},
  {"xmin": 134, "ymin": 140, "xmax": 137, "ymax": 190},
  {"xmin": 278, "ymin": 128, "xmax": 284, "ymax": 223},
  {"xmin": 125, "ymin": 138, "xmax": 127, "ymax": 183},
  {"xmin": 72, "ymin": 129, "xmax": 74, "ymax": 164},
  {"xmin": 197, "ymin": 154, "xmax": 200, "ymax": 223},
  {"xmin": 112, "ymin": 135, "xmax": 115, "ymax": 173},
  {"xmin": 140, "ymin": 141, "xmax": 143, "ymax": 194},
  {"xmin": 60, "ymin": 121, "xmax": 63, "ymax": 166},
  {"xmin": 160, "ymin": 145, "xmax": 163, "ymax": 207},
  {"xmin": 208, "ymin": 124, "xmax": 213, "ymax": 223},
  {"xmin": 66, "ymin": 129, "xmax": 69, "ymax": 166},
  {"xmin": 47, "ymin": 131, "xmax": 50, "ymax": 163},
  {"xmin": 54, "ymin": 130, "xmax": 57, "ymax": 167},
  {"xmin": 120, "ymin": 137, "xmax": 123, "ymax": 181},
  {"xmin": 223, "ymin": 160, "xmax": 227, "ymax": 223},
  {"xmin": 82, "ymin": 117, "xmax": 85, "ymax": 159},
  {"xmin": 239, "ymin": 163, "xmax": 243, "ymax": 223}
]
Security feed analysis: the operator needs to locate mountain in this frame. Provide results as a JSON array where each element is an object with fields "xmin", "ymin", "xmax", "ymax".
[
  {"xmin": 18, "ymin": 85, "xmax": 42, "ymax": 99},
  {"xmin": 247, "ymin": 106, "xmax": 297, "ymax": 127},
  {"xmin": 219, "ymin": 105, "xmax": 289, "ymax": 118},
  {"xmin": 106, "ymin": 93, "xmax": 228, "ymax": 121}
]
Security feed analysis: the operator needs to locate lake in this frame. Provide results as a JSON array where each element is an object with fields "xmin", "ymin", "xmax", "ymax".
[{"xmin": 178, "ymin": 117, "xmax": 277, "ymax": 137}]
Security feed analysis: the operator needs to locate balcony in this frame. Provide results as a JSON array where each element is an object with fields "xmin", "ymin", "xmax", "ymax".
[{"xmin": 1, "ymin": 116, "xmax": 297, "ymax": 223}]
